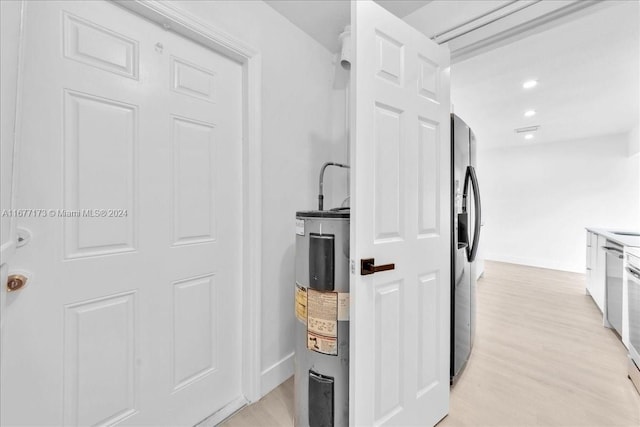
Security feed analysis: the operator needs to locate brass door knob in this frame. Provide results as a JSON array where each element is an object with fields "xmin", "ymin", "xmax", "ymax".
[{"xmin": 7, "ymin": 274, "xmax": 27, "ymax": 292}]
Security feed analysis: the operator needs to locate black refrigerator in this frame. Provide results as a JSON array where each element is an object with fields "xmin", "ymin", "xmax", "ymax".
[{"xmin": 450, "ymin": 114, "xmax": 482, "ymax": 384}]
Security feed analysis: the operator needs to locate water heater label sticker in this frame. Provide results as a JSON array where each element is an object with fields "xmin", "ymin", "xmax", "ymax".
[
  {"xmin": 295, "ymin": 282, "xmax": 307, "ymax": 324},
  {"xmin": 307, "ymin": 332, "xmax": 337, "ymax": 356},
  {"xmin": 337, "ymin": 292, "xmax": 349, "ymax": 321},
  {"xmin": 295, "ymin": 219, "xmax": 305, "ymax": 236},
  {"xmin": 307, "ymin": 289, "xmax": 338, "ymax": 338},
  {"xmin": 307, "ymin": 289, "xmax": 338, "ymax": 355}
]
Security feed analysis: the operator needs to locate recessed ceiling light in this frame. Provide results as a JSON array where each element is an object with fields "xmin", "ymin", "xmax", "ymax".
[
  {"xmin": 524, "ymin": 110, "xmax": 536, "ymax": 117},
  {"xmin": 523, "ymin": 80, "xmax": 538, "ymax": 89},
  {"xmin": 524, "ymin": 134, "xmax": 534, "ymax": 140}
]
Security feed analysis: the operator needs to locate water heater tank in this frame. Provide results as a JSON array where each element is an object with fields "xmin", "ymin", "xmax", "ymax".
[{"xmin": 294, "ymin": 209, "xmax": 350, "ymax": 427}]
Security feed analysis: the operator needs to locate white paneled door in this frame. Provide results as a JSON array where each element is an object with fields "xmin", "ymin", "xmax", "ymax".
[
  {"xmin": 350, "ymin": 1, "xmax": 451, "ymax": 425},
  {"xmin": 1, "ymin": 1, "xmax": 243, "ymax": 425}
]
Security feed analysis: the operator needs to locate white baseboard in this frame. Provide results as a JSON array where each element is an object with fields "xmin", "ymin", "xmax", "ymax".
[
  {"xmin": 196, "ymin": 395, "xmax": 247, "ymax": 426},
  {"xmin": 260, "ymin": 351, "xmax": 294, "ymax": 397},
  {"xmin": 199, "ymin": 352, "xmax": 294, "ymax": 424},
  {"xmin": 485, "ymin": 253, "xmax": 584, "ymax": 274}
]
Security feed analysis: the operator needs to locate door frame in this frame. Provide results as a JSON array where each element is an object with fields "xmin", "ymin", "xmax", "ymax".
[
  {"xmin": 0, "ymin": 0, "xmax": 27, "ymax": 422},
  {"xmin": 0, "ymin": 0, "xmax": 263, "ymax": 416}
]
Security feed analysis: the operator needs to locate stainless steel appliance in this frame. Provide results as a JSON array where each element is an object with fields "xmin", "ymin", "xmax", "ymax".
[
  {"xmin": 604, "ymin": 241, "xmax": 624, "ymax": 334},
  {"xmin": 627, "ymin": 251, "xmax": 640, "ymax": 393},
  {"xmin": 451, "ymin": 114, "xmax": 482, "ymax": 383}
]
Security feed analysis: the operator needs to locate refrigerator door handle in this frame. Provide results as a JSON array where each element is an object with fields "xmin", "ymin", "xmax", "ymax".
[{"xmin": 463, "ymin": 166, "xmax": 482, "ymax": 262}]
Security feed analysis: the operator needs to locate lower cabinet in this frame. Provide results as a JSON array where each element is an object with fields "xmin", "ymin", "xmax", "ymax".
[
  {"xmin": 586, "ymin": 231, "xmax": 594, "ymax": 293},
  {"xmin": 586, "ymin": 231, "xmax": 606, "ymax": 313}
]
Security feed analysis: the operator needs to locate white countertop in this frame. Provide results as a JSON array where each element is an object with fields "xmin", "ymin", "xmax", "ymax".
[{"xmin": 586, "ymin": 228, "xmax": 640, "ymax": 248}]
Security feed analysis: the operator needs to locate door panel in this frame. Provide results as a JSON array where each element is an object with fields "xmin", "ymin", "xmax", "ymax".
[
  {"xmin": 172, "ymin": 116, "xmax": 217, "ymax": 245},
  {"xmin": 1, "ymin": 1, "xmax": 242, "ymax": 425},
  {"xmin": 351, "ymin": 1, "xmax": 451, "ymax": 425},
  {"xmin": 172, "ymin": 274, "xmax": 217, "ymax": 391},
  {"xmin": 374, "ymin": 280, "xmax": 402, "ymax": 420},
  {"xmin": 417, "ymin": 272, "xmax": 439, "ymax": 394},
  {"xmin": 417, "ymin": 119, "xmax": 440, "ymax": 237},
  {"xmin": 62, "ymin": 12, "xmax": 139, "ymax": 79},
  {"xmin": 171, "ymin": 56, "xmax": 216, "ymax": 102},
  {"xmin": 63, "ymin": 90, "xmax": 137, "ymax": 258},
  {"xmin": 373, "ymin": 104, "xmax": 403, "ymax": 241},
  {"xmin": 63, "ymin": 292, "xmax": 137, "ymax": 426}
]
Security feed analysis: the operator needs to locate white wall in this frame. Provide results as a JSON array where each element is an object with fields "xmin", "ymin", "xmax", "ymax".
[
  {"xmin": 478, "ymin": 133, "xmax": 640, "ymax": 273},
  {"xmin": 171, "ymin": 1, "xmax": 346, "ymax": 396},
  {"xmin": 327, "ymin": 82, "xmax": 350, "ymax": 209},
  {"xmin": 629, "ymin": 124, "xmax": 640, "ymax": 157}
]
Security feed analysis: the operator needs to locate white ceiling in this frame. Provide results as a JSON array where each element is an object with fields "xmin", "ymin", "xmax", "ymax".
[
  {"xmin": 403, "ymin": 0, "xmax": 601, "ymax": 62},
  {"xmin": 451, "ymin": 0, "xmax": 639, "ymax": 150},
  {"xmin": 264, "ymin": 1, "xmax": 349, "ymax": 53},
  {"xmin": 375, "ymin": 0, "xmax": 432, "ymax": 18},
  {"xmin": 264, "ymin": 0, "xmax": 429, "ymax": 53},
  {"xmin": 264, "ymin": 1, "xmax": 639, "ymax": 150}
]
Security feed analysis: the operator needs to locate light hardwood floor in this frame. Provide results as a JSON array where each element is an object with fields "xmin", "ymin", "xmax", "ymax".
[{"xmin": 222, "ymin": 261, "xmax": 640, "ymax": 426}]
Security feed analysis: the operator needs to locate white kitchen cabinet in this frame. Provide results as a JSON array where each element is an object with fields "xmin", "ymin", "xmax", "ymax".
[
  {"xmin": 586, "ymin": 231, "xmax": 606, "ymax": 313},
  {"xmin": 586, "ymin": 231, "xmax": 594, "ymax": 291},
  {"xmin": 595, "ymin": 235, "xmax": 608, "ymax": 314},
  {"xmin": 585, "ymin": 228, "xmax": 640, "ymax": 355}
]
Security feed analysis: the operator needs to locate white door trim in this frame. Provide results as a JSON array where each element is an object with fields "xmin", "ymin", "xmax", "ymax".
[
  {"xmin": 0, "ymin": 0, "xmax": 26, "ymax": 262},
  {"xmin": 111, "ymin": 0, "xmax": 264, "ymax": 404},
  {"xmin": 0, "ymin": 0, "xmax": 27, "ymax": 419}
]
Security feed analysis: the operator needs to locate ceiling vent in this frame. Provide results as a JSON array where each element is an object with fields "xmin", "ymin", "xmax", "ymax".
[{"xmin": 514, "ymin": 125, "xmax": 540, "ymax": 134}]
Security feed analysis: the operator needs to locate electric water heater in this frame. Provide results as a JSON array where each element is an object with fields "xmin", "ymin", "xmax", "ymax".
[{"xmin": 294, "ymin": 209, "xmax": 350, "ymax": 427}]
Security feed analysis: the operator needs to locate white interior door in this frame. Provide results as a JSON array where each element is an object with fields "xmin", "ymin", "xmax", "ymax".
[
  {"xmin": 350, "ymin": 1, "xmax": 451, "ymax": 425},
  {"xmin": 1, "ymin": 1, "xmax": 243, "ymax": 425}
]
